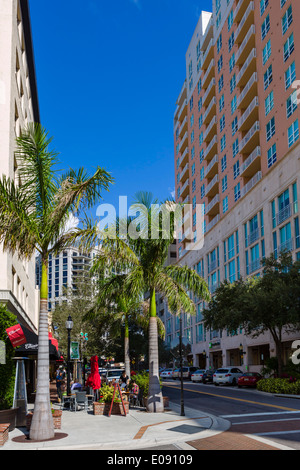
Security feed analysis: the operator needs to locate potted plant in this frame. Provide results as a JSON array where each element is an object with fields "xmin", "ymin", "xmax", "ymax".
[
  {"xmin": 0, "ymin": 306, "xmax": 19, "ymax": 432},
  {"xmin": 93, "ymin": 384, "xmax": 129, "ymax": 416}
]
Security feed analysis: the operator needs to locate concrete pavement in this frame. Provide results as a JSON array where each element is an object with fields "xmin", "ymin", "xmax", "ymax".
[{"xmin": 2, "ymin": 401, "xmax": 229, "ymax": 451}]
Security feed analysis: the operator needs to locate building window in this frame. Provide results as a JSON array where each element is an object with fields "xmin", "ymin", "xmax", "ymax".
[
  {"xmin": 261, "ymin": 14, "xmax": 270, "ymax": 40},
  {"xmin": 263, "ymin": 39, "xmax": 271, "ymax": 65},
  {"xmin": 288, "ymin": 119, "xmax": 299, "ymax": 148},
  {"xmin": 267, "ymin": 143, "xmax": 277, "ymax": 168},
  {"xmin": 282, "ymin": 5, "xmax": 293, "ymax": 35},
  {"xmin": 233, "ymin": 160, "xmax": 240, "ymax": 179},
  {"xmin": 285, "ymin": 61, "xmax": 296, "ymax": 90},
  {"xmin": 264, "ymin": 64, "xmax": 273, "ymax": 90},
  {"xmin": 223, "ymin": 196, "xmax": 228, "ymax": 214},
  {"xmin": 234, "ymin": 183, "xmax": 241, "ymax": 202},
  {"xmin": 221, "ymin": 154, "xmax": 227, "ymax": 172},
  {"xmin": 286, "ymin": 91, "xmax": 297, "ymax": 119},
  {"xmin": 284, "ymin": 33, "xmax": 294, "ymax": 62},
  {"xmin": 266, "ymin": 117, "xmax": 275, "ymax": 142},
  {"xmin": 265, "ymin": 90, "xmax": 274, "ymax": 116}
]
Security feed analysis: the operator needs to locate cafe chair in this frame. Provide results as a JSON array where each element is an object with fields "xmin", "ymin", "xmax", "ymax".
[{"xmin": 74, "ymin": 391, "xmax": 88, "ymax": 412}]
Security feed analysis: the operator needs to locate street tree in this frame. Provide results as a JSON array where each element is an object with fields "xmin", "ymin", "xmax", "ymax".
[{"xmin": 0, "ymin": 124, "xmax": 112, "ymax": 441}]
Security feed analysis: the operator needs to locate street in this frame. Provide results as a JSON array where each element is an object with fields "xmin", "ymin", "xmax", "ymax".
[{"xmin": 162, "ymin": 380, "xmax": 300, "ymax": 450}]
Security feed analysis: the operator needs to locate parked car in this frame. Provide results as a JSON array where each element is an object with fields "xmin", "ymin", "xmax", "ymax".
[
  {"xmin": 173, "ymin": 367, "xmax": 198, "ymax": 380},
  {"xmin": 105, "ymin": 369, "xmax": 124, "ymax": 384},
  {"xmin": 202, "ymin": 370, "xmax": 215, "ymax": 384},
  {"xmin": 213, "ymin": 367, "xmax": 243, "ymax": 386},
  {"xmin": 191, "ymin": 369, "xmax": 206, "ymax": 383},
  {"xmin": 98, "ymin": 368, "xmax": 107, "ymax": 380},
  {"xmin": 238, "ymin": 372, "xmax": 262, "ymax": 388},
  {"xmin": 160, "ymin": 369, "xmax": 173, "ymax": 380}
]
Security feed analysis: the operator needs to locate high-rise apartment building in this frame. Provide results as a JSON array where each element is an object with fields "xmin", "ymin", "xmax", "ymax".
[
  {"xmin": 0, "ymin": 0, "xmax": 39, "ymax": 331},
  {"xmin": 173, "ymin": 0, "xmax": 300, "ymax": 370},
  {"xmin": 36, "ymin": 246, "xmax": 100, "ymax": 313}
]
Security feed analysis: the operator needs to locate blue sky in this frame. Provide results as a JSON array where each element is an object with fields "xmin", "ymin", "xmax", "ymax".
[{"xmin": 29, "ymin": 0, "xmax": 212, "ymax": 216}]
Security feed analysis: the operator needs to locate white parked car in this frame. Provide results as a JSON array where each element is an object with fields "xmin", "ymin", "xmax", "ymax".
[
  {"xmin": 213, "ymin": 367, "xmax": 243, "ymax": 386},
  {"xmin": 191, "ymin": 369, "xmax": 206, "ymax": 383},
  {"xmin": 105, "ymin": 369, "xmax": 124, "ymax": 384},
  {"xmin": 160, "ymin": 369, "xmax": 173, "ymax": 380}
]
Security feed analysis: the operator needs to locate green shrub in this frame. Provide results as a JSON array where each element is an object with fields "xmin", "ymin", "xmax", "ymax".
[
  {"xmin": 98, "ymin": 384, "xmax": 122, "ymax": 403},
  {"xmin": 134, "ymin": 371, "xmax": 162, "ymax": 398},
  {"xmin": 0, "ymin": 305, "xmax": 17, "ymax": 410},
  {"xmin": 257, "ymin": 377, "xmax": 300, "ymax": 395}
]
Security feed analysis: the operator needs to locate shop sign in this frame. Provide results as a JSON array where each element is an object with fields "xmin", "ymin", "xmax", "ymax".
[{"xmin": 6, "ymin": 324, "xmax": 27, "ymax": 348}]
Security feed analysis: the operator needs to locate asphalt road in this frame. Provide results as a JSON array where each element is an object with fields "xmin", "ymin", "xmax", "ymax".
[{"xmin": 162, "ymin": 379, "xmax": 300, "ymax": 450}]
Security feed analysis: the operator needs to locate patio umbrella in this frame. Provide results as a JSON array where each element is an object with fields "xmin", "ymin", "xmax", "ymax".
[{"xmin": 86, "ymin": 355, "xmax": 101, "ymax": 391}]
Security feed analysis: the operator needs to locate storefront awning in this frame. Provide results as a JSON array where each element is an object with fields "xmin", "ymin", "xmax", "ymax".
[{"xmin": 15, "ymin": 325, "xmax": 60, "ymax": 359}]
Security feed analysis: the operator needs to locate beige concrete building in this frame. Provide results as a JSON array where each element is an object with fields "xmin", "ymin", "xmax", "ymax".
[
  {"xmin": 171, "ymin": 0, "xmax": 300, "ymax": 372},
  {"xmin": 0, "ymin": 0, "xmax": 39, "ymax": 331}
]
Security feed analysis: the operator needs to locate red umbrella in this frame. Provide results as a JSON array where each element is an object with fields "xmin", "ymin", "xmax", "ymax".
[{"xmin": 86, "ymin": 355, "xmax": 101, "ymax": 390}]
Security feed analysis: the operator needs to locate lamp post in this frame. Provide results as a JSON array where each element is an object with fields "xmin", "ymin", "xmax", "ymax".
[{"xmin": 65, "ymin": 315, "xmax": 74, "ymax": 396}]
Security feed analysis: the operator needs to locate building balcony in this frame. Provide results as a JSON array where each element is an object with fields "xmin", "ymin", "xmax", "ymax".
[
  {"xmin": 234, "ymin": 0, "xmax": 249, "ymax": 23},
  {"xmin": 180, "ymin": 163, "xmax": 189, "ymax": 184},
  {"xmin": 235, "ymin": 24, "xmax": 256, "ymax": 66},
  {"xmin": 237, "ymin": 72, "xmax": 258, "ymax": 109},
  {"xmin": 203, "ymin": 77, "xmax": 216, "ymax": 107},
  {"xmin": 236, "ymin": 48, "xmax": 257, "ymax": 88},
  {"xmin": 202, "ymin": 38, "xmax": 214, "ymax": 71},
  {"xmin": 204, "ymin": 116, "xmax": 217, "ymax": 143},
  {"xmin": 178, "ymin": 99, "xmax": 188, "ymax": 122},
  {"xmin": 179, "ymin": 147, "xmax": 189, "ymax": 168},
  {"xmin": 206, "ymin": 193, "xmax": 220, "ymax": 217},
  {"xmin": 204, "ymin": 154, "xmax": 218, "ymax": 179},
  {"xmin": 279, "ymin": 237, "xmax": 294, "ymax": 254},
  {"xmin": 240, "ymin": 146, "xmax": 261, "ymax": 178},
  {"xmin": 202, "ymin": 58, "xmax": 215, "ymax": 89},
  {"xmin": 247, "ymin": 227, "xmax": 260, "ymax": 247},
  {"xmin": 238, "ymin": 96, "xmax": 259, "ymax": 132},
  {"xmin": 179, "ymin": 131, "xmax": 188, "ymax": 153},
  {"xmin": 239, "ymin": 121, "xmax": 260, "ymax": 155},
  {"xmin": 176, "ymin": 80, "xmax": 187, "ymax": 109},
  {"xmin": 241, "ymin": 171, "xmax": 262, "ymax": 198},
  {"xmin": 235, "ymin": 1, "xmax": 255, "ymax": 44},
  {"xmin": 276, "ymin": 203, "xmax": 293, "ymax": 227},
  {"xmin": 248, "ymin": 258, "xmax": 262, "ymax": 274},
  {"xmin": 203, "ymin": 97, "xmax": 217, "ymax": 125},
  {"xmin": 180, "ymin": 178, "xmax": 190, "ymax": 199},
  {"xmin": 204, "ymin": 135, "xmax": 218, "ymax": 162},
  {"xmin": 208, "ymin": 258, "xmax": 218, "ymax": 275},
  {"xmin": 179, "ymin": 116, "xmax": 188, "ymax": 138},
  {"xmin": 205, "ymin": 174, "xmax": 219, "ymax": 198},
  {"xmin": 207, "ymin": 214, "xmax": 220, "ymax": 233}
]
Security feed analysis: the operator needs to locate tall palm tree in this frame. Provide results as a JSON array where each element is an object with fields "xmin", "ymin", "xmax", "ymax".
[
  {"xmin": 86, "ymin": 273, "xmax": 165, "ymax": 378},
  {"xmin": 0, "ymin": 123, "xmax": 113, "ymax": 441},
  {"xmin": 93, "ymin": 193, "xmax": 210, "ymax": 412}
]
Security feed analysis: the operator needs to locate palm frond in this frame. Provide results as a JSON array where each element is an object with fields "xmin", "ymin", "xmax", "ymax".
[
  {"xmin": 155, "ymin": 271, "xmax": 196, "ymax": 316},
  {"xmin": 164, "ymin": 264, "xmax": 210, "ymax": 302}
]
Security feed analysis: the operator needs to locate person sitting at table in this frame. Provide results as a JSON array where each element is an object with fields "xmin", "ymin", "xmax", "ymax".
[
  {"xmin": 129, "ymin": 380, "xmax": 139, "ymax": 402},
  {"xmin": 71, "ymin": 378, "xmax": 82, "ymax": 391},
  {"xmin": 119, "ymin": 371, "xmax": 129, "ymax": 391}
]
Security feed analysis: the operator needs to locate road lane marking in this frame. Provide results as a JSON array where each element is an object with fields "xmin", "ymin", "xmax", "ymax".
[
  {"xmin": 163, "ymin": 383, "xmax": 299, "ymax": 412},
  {"xmin": 223, "ymin": 411, "xmax": 300, "ymax": 418}
]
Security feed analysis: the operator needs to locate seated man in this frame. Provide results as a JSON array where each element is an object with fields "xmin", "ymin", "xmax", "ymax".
[
  {"xmin": 71, "ymin": 379, "xmax": 82, "ymax": 391},
  {"xmin": 119, "ymin": 371, "xmax": 129, "ymax": 391}
]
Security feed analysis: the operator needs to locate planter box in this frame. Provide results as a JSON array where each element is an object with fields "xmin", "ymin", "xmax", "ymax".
[
  {"xmin": 93, "ymin": 401, "xmax": 129, "ymax": 416},
  {"xmin": 0, "ymin": 424, "xmax": 9, "ymax": 447},
  {"xmin": 26, "ymin": 410, "xmax": 62, "ymax": 430},
  {"xmin": 0, "ymin": 408, "xmax": 19, "ymax": 432}
]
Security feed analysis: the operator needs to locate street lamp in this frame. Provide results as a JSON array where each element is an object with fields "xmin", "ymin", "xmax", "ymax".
[{"xmin": 65, "ymin": 315, "xmax": 73, "ymax": 396}]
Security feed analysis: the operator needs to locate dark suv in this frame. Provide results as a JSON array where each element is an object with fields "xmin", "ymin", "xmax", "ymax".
[{"xmin": 202, "ymin": 369, "xmax": 215, "ymax": 384}]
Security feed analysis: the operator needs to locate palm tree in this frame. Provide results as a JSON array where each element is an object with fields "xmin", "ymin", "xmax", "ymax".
[
  {"xmin": 93, "ymin": 192, "xmax": 210, "ymax": 412},
  {"xmin": 86, "ymin": 274, "xmax": 165, "ymax": 378},
  {"xmin": 0, "ymin": 123, "xmax": 113, "ymax": 440}
]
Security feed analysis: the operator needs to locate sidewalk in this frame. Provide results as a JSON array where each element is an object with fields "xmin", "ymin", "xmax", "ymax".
[{"xmin": 0, "ymin": 383, "xmax": 295, "ymax": 451}]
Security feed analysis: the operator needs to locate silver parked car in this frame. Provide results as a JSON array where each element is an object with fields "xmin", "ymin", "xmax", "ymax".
[
  {"xmin": 105, "ymin": 369, "xmax": 124, "ymax": 384},
  {"xmin": 160, "ymin": 369, "xmax": 174, "ymax": 380},
  {"xmin": 213, "ymin": 367, "xmax": 243, "ymax": 386},
  {"xmin": 191, "ymin": 369, "xmax": 206, "ymax": 383}
]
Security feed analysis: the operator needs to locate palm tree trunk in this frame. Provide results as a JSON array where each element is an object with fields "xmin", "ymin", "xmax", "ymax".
[
  {"xmin": 147, "ymin": 288, "xmax": 164, "ymax": 412},
  {"xmin": 29, "ymin": 261, "xmax": 54, "ymax": 441},
  {"xmin": 124, "ymin": 314, "xmax": 131, "ymax": 378}
]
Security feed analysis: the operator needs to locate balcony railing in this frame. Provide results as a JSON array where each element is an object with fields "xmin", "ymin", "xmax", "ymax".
[
  {"xmin": 235, "ymin": 1, "xmax": 255, "ymax": 43},
  {"xmin": 237, "ymin": 72, "xmax": 258, "ymax": 108},
  {"xmin": 239, "ymin": 121, "xmax": 260, "ymax": 154},
  {"xmin": 204, "ymin": 154, "xmax": 218, "ymax": 178},
  {"xmin": 204, "ymin": 135, "xmax": 218, "ymax": 160},
  {"xmin": 179, "ymin": 131, "xmax": 188, "ymax": 153},
  {"xmin": 203, "ymin": 78, "xmax": 216, "ymax": 107},
  {"xmin": 204, "ymin": 116, "xmax": 217, "ymax": 142},
  {"xmin": 205, "ymin": 174, "xmax": 219, "ymax": 197},
  {"xmin": 248, "ymin": 258, "xmax": 261, "ymax": 274},
  {"xmin": 248, "ymin": 227, "xmax": 260, "ymax": 246},
  {"xmin": 207, "ymin": 214, "xmax": 220, "ymax": 233},
  {"xmin": 203, "ymin": 97, "xmax": 217, "ymax": 124},
  {"xmin": 206, "ymin": 194, "xmax": 220, "ymax": 214},
  {"xmin": 180, "ymin": 163, "xmax": 189, "ymax": 182},
  {"xmin": 202, "ymin": 59, "xmax": 215, "ymax": 88},
  {"xmin": 238, "ymin": 96, "xmax": 259, "ymax": 130},
  {"xmin": 235, "ymin": 24, "xmax": 255, "ymax": 65},
  {"xmin": 236, "ymin": 48, "xmax": 257, "ymax": 86},
  {"xmin": 241, "ymin": 171, "xmax": 262, "ymax": 198},
  {"xmin": 179, "ymin": 147, "xmax": 189, "ymax": 167},
  {"xmin": 240, "ymin": 146, "xmax": 261, "ymax": 175},
  {"xmin": 276, "ymin": 203, "xmax": 293, "ymax": 226},
  {"xmin": 178, "ymin": 99, "xmax": 188, "ymax": 121},
  {"xmin": 180, "ymin": 178, "xmax": 189, "ymax": 197}
]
